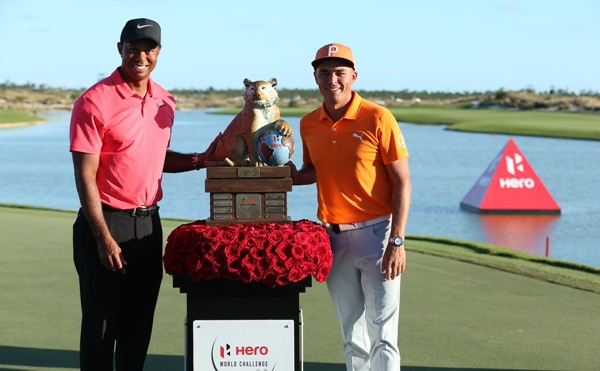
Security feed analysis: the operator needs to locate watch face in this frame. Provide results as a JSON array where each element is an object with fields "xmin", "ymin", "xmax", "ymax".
[{"xmin": 391, "ymin": 236, "xmax": 404, "ymax": 246}]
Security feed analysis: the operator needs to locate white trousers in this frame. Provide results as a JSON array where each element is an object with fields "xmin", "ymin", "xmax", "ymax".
[{"xmin": 326, "ymin": 219, "xmax": 401, "ymax": 371}]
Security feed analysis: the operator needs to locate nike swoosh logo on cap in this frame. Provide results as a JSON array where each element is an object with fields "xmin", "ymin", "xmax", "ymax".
[{"xmin": 137, "ymin": 24, "xmax": 153, "ymax": 29}]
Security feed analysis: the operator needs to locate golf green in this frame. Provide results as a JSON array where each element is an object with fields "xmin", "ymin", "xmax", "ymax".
[{"xmin": 1, "ymin": 206, "xmax": 598, "ymax": 370}]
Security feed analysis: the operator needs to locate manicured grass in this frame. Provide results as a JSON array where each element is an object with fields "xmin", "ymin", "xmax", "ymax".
[
  {"xmin": 387, "ymin": 105, "xmax": 600, "ymax": 140},
  {"xmin": 0, "ymin": 109, "xmax": 44, "ymax": 125},
  {"xmin": 1, "ymin": 205, "xmax": 599, "ymax": 370},
  {"xmin": 261, "ymin": 106, "xmax": 600, "ymax": 141},
  {"xmin": 409, "ymin": 236, "xmax": 600, "ymax": 294}
]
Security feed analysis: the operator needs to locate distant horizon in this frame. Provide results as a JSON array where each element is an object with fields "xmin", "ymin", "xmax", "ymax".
[
  {"xmin": 1, "ymin": 0, "xmax": 598, "ymax": 94},
  {"xmin": 2, "ymin": 79, "xmax": 597, "ymax": 96}
]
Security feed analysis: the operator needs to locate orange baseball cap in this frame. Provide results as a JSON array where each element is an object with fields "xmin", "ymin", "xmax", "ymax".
[{"xmin": 311, "ymin": 43, "xmax": 355, "ymax": 69}]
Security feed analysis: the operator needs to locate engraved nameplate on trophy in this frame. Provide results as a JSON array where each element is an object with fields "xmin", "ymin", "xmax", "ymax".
[
  {"xmin": 206, "ymin": 166, "xmax": 292, "ymax": 226},
  {"xmin": 236, "ymin": 194, "xmax": 262, "ymax": 219}
]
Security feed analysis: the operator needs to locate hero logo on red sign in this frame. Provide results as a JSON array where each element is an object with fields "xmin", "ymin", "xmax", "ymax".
[{"xmin": 500, "ymin": 153, "xmax": 535, "ymax": 189}]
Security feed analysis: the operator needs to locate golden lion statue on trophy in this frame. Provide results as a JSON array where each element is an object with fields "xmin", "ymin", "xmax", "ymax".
[{"xmin": 201, "ymin": 78, "xmax": 293, "ymax": 167}]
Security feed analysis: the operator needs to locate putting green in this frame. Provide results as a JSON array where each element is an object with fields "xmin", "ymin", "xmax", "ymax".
[{"xmin": 0, "ymin": 206, "xmax": 598, "ymax": 370}]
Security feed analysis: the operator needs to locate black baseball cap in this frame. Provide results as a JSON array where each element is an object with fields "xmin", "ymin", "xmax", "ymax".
[{"xmin": 120, "ymin": 18, "xmax": 161, "ymax": 46}]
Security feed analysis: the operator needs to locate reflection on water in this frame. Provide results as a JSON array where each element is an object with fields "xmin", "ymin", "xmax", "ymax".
[{"xmin": 477, "ymin": 214, "xmax": 560, "ymax": 256}]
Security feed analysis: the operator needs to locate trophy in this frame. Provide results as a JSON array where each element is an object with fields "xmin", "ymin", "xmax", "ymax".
[{"xmin": 200, "ymin": 77, "xmax": 295, "ymax": 225}]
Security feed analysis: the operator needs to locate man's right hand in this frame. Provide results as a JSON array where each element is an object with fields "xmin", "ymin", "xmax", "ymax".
[{"xmin": 98, "ymin": 237, "xmax": 127, "ymax": 273}]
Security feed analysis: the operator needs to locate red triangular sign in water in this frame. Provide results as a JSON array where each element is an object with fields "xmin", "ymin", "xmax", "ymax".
[{"xmin": 460, "ymin": 138, "xmax": 560, "ymax": 214}]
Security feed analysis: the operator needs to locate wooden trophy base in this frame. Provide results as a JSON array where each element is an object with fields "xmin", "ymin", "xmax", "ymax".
[{"xmin": 205, "ymin": 166, "xmax": 292, "ymax": 226}]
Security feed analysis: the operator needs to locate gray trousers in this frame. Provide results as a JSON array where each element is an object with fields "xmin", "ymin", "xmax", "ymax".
[{"xmin": 326, "ymin": 218, "xmax": 401, "ymax": 371}]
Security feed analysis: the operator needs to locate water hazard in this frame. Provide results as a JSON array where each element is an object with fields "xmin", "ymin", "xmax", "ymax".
[{"xmin": 0, "ymin": 110, "xmax": 598, "ymax": 268}]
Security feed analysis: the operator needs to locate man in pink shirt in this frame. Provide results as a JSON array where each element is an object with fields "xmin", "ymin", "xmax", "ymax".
[{"xmin": 70, "ymin": 18, "xmax": 207, "ymax": 371}]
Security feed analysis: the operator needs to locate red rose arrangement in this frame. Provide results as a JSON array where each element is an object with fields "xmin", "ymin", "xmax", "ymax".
[{"xmin": 163, "ymin": 220, "xmax": 332, "ymax": 287}]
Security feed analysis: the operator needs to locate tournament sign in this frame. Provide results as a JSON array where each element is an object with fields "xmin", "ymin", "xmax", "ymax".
[
  {"xmin": 193, "ymin": 319, "xmax": 294, "ymax": 371},
  {"xmin": 460, "ymin": 137, "xmax": 560, "ymax": 213}
]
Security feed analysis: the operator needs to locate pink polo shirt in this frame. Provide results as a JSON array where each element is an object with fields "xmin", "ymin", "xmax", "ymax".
[{"xmin": 70, "ymin": 68, "xmax": 176, "ymax": 209}]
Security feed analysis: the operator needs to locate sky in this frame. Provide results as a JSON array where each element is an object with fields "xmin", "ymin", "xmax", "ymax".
[{"xmin": 1, "ymin": 0, "xmax": 599, "ymax": 93}]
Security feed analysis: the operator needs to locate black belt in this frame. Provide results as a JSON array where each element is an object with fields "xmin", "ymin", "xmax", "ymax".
[{"xmin": 102, "ymin": 204, "xmax": 159, "ymax": 218}]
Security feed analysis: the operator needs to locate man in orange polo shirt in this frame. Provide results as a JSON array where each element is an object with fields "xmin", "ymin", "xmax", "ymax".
[
  {"xmin": 289, "ymin": 43, "xmax": 412, "ymax": 371},
  {"xmin": 70, "ymin": 18, "xmax": 209, "ymax": 371}
]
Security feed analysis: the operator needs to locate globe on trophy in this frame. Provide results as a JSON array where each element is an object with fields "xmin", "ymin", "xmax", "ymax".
[{"xmin": 257, "ymin": 129, "xmax": 295, "ymax": 166}]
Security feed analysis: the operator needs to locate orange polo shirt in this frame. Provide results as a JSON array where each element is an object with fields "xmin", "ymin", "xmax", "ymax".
[{"xmin": 300, "ymin": 92, "xmax": 409, "ymax": 224}]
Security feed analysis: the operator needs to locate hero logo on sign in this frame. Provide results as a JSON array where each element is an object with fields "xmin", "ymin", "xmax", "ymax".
[
  {"xmin": 460, "ymin": 138, "xmax": 560, "ymax": 213},
  {"xmin": 500, "ymin": 153, "xmax": 535, "ymax": 189},
  {"xmin": 218, "ymin": 343, "xmax": 269, "ymax": 358},
  {"xmin": 194, "ymin": 319, "xmax": 294, "ymax": 370},
  {"xmin": 219, "ymin": 344, "xmax": 231, "ymax": 358}
]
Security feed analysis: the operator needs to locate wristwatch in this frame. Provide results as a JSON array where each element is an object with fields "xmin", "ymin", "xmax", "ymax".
[{"xmin": 389, "ymin": 236, "xmax": 404, "ymax": 247}]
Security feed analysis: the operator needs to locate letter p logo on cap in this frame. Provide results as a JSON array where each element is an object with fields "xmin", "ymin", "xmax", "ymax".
[{"xmin": 312, "ymin": 43, "xmax": 355, "ymax": 68}]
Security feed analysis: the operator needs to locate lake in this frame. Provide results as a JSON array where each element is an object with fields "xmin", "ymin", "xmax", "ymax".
[{"xmin": 1, "ymin": 110, "xmax": 599, "ymax": 268}]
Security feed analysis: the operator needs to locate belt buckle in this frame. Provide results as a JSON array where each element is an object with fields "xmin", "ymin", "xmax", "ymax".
[
  {"xmin": 136, "ymin": 205, "xmax": 157, "ymax": 217},
  {"xmin": 131, "ymin": 207, "xmax": 150, "ymax": 217},
  {"xmin": 339, "ymin": 223, "xmax": 360, "ymax": 232},
  {"xmin": 329, "ymin": 223, "xmax": 356, "ymax": 234}
]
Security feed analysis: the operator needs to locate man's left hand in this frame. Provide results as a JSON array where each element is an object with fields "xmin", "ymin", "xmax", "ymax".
[{"xmin": 382, "ymin": 244, "xmax": 406, "ymax": 280}]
